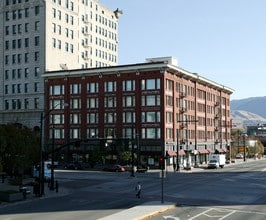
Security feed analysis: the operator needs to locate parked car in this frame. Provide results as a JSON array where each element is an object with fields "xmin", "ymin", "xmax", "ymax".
[
  {"xmin": 136, "ymin": 165, "xmax": 148, "ymax": 173},
  {"xmin": 64, "ymin": 162, "xmax": 83, "ymax": 170},
  {"xmin": 235, "ymin": 153, "xmax": 244, "ymax": 159},
  {"xmin": 103, "ymin": 165, "xmax": 126, "ymax": 172}
]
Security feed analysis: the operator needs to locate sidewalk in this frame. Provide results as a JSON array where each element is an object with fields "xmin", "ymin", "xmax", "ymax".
[
  {"xmin": 0, "ymin": 177, "xmax": 69, "ymax": 207},
  {"xmin": 98, "ymin": 201, "xmax": 176, "ymax": 220}
]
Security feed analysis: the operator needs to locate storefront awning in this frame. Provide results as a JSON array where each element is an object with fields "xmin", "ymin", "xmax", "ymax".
[
  {"xmin": 198, "ymin": 149, "xmax": 209, "ymax": 154},
  {"xmin": 166, "ymin": 150, "xmax": 177, "ymax": 156},
  {"xmin": 215, "ymin": 148, "xmax": 227, "ymax": 153},
  {"xmin": 207, "ymin": 149, "xmax": 215, "ymax": 153},
  {"xmin": 178, "ymin": 149, "xmax": 186, "ymax": 156}
]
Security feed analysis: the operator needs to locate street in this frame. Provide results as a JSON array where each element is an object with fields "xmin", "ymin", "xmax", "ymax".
[{"xmin": 0, "ymin": 159, "xmax": 266, "ymax": 219}]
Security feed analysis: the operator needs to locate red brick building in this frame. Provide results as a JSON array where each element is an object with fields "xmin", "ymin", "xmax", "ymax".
[{"xmin": 44, "ymin": 57, "xmax": 233, "ymax": 169}]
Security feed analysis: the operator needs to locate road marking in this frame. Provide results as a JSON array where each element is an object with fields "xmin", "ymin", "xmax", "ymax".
[
  {"xmin": 163, "ymin": 215, "xmax": 180, "ymax": 220},
  {"xmin": 188, "ymin": 208, "xmax": 214, "ymax": 220},
  {"xmin": 219, "ymin": 210, "xmax": 236, "ymax": 219}
]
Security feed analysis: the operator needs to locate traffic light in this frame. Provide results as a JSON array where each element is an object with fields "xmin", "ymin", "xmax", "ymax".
[{"xmin": 159, "ymin": 157, "xmax": 165, "ymax": 170}]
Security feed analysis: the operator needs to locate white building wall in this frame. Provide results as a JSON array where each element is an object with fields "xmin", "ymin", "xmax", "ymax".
[{"xmin": 0, "ymin": 0, "xmax": 121, "ymax": 128}]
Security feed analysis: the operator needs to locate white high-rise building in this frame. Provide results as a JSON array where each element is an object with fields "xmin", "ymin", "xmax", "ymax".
[{"xmin": 0, "ymin": 0, "xmax": 122, "ymax": 128}]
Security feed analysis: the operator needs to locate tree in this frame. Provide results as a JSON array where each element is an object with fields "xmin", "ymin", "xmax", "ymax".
[{"xmin": 0, "ymin": 124, "xmax": 39, "ymax": 177}]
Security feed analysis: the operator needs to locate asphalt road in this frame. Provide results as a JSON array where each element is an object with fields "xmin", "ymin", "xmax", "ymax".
[{"xmin": 0, "ymin": 159, "xmax": 266, "ymax": 219}]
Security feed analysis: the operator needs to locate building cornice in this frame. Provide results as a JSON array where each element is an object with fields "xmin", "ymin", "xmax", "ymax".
[{"xmin": 44, "ymin": 61, "xmax": 234, "ymax": 95}]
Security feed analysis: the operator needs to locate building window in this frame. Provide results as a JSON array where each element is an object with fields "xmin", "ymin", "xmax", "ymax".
[
  {"xmin": 87, "ymin": 113, "xmax": 98, "ymax": 124},
  {"xmin": 24, "ymin": 83, "xmax": 28, "ymax": 93},
  {"xmin": 52, "ymin": 8, "xmax": 56, "ymax": 18},
  {"xmin": 25, "ymin": 38, "xmax": 29, "ymax": 47},
  {"xmin": 70, "ymin": 84, "xmax": 81, "ymax": 94},
  {"xmin": 12, "ymin": 69, "xmax": 16, "ymax": 79},
  {"xmin": 65, "ymin": 42, "xmax": 69, "ymax": 51},
  {"xmin": 34, "ymin": 82, "xmax": 40, "ymax": 92},
  {"xmin": 5, "ymin": 41, "xmax": 9, "ymax": 50},
  {"xmin": 70, "ymin": 128, "xmax": 80, "ymax": 139},
  {"xmin": 122, "ymin": 80, "xmax": 135, "ymax": 91},
  {"xmin": 12, "ymin": 99, "xmax": 16, "ymax": 110},
  {"xmin": 24, "ymin": 99, "xmax": 29, "ymax": 109},
  {"xmin": 70, "ymin": 99, "xmax": 81, "ymax": 109},
  {"xmin": 17, "ymin": 68, "xmax": 21, "ymax": 78},
  {"xmin": 5, "ymin": 55, "xmax": 9, "ymax": 65},
  {"xmin": 17, "ymin": 39, "xmax": 21, "ymax": 48},
  {"xmin": 50, "ymin": 85, "xmax": 64, "ymax": 95},
  {"xmin": 24, "ymin": 53, "xmax": 29, "ymax": 63},
  {"xmin": 35, "ymin": 52, "xmax": 39, "ymax": 61},
  {"xmin": 24, "ymin": 68, "xmax": 29, "ymax": 78},
  {"xmin": 35, "ymin": 36, "xmax": 40, "ymax": 46},
  {"xmin": 18, "ymin": 9, "xmax": 22, "ymax": 19},
  {"xmin": 5, "ymin": 85, "xmax": 9, "ymax": 94},
  {"xmin": 17, "ymin": 84, "xmax": 21, "ymax": 93},
  {"xmin": 70, "ymin": 113, "xmax": 81, "ymax": 124},
  {"xmin": 12, "ymin": 25, "xmax": 16, "ymax": 34},
  {"xmin": 52, "ymin": 38, "xmax": 56, "ymax": 48},
  {"xmin": 104, "ymin": 81, "xmax": 116, "ymax": 92},
  {"xmin": 70, "ymin": 1, "xmax": 74, "ymax": 11},
  {"xmin": 87, "ymin": 97, "xmax": 98, "ymax": 108},
  {"xmin": 25, "ymin": 8, "xmax": 29, "ymax": 18},
  {"xmin": 87, "ymin": 82, "xmax": 98, "ymax": 93},
  {"xmin": 58, "ymin": 10, "xmax": 61, "ymax": 20},
  {"xmin": 12, "ymin": 10, "xmax": 16, "ymax": 20},
  {"xmin": 166, "ymin": 95, "xmax": 173, "ymax": 106},
  {"xmin": 25, "ymin": 23, "xmax": 29, "ymax": 32},
  {"xmin": 5, "ymin": 12, "xmax": 10, "ymax": 21},
  {"xmin": 142, "ymin": 128, "xmax": 161, "ymax": 139},
  {"xmin": 141, "ymin": 79, "xmax": 160, "ymax": 90},
  {"xmin": 35, "ymin": 6, "xmax": 40, "ymax": 15},
  {"xmin": 17, "ymin": 54, "xmax": 22, "ymax": 64},
  {"xmin": 104, "ymin": 112, "xmax": 116, "ymax": 124},
  {"xmin": 122, "ymin": 112, "xmax": 135, "ymax": 123},
  {"xmin": 104, "ymin": 96, "xmax": 116, "ymax": 108},
  {"xmin": 5, "ymin": 26, "xmax": 9, "ymax": 35},
  {"xmin": 122, "ymin": 96, "xmax": 135, "ymax": 107},
  {"xmin": 35, "ymin": 67, "xmax": 40, "ymax": 77},
  {"xmin": 87, "ymin": 128, "xmax": 98, "ymax": 138},
  {"xmin": 58, "ymin": 40, "xmax": 61, "ymax": 49},
  {"xmin": 50, "ymin": 128, "xmax": 65, "ymax": 139},
  {"xmin": 5, "ymin": 70, "xmax": 9, "ymax": 80},
  {"xmin": 141, "ymin": 111, "xmax": 160, "ymax": 123},
  {"xmin": 12, "ymin": 39, "xmax": 16, "ymax": 49},
  {"xmin": 166, "ymin": 128, "xmax": 173, "ymax": 139},
  {"xmin": 141, "ymin": 95, "xmax": 160, "ymax": 106},
  {"xmin": 5, "ymin": 100, "xmax": 9, "ymax": 110},
  {"xmin": 35, "ymin": 21, "xmax": 40, "ymax": 31}
]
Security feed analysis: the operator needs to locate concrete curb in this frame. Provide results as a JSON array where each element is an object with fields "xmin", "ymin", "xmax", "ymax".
[{"xmin": 98, "ymin": 201, "xmax": 176, "ymax": 220}]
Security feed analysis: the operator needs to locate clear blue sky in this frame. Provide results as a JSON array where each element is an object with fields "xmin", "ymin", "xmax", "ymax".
[{"xmin": 100, "ymin": 0, "xmax": 266, "ymax": 100}]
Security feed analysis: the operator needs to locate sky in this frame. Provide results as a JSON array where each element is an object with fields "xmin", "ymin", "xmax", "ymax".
[{"xmin": 100, "ymin": 0, "xmax": 266, "ymax": 100}]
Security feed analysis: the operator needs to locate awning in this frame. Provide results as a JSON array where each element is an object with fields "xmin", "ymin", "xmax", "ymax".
[
  {"xmin": 207, "ymin": 149, "xmax": 215, "ymax": 153},
  {"xmin": 166, "ymin": 150, "xmax": 177, "ymax": 156},
  {"xmin": 178, "ymin": 149, "xmax": 186, "ymax": 156},
  {"xmin": 215, "ymin": 148, "xmax": 227, "ymax": 153},
  {"xmin": 198, "ymin": 149, "xmax": 209, "ymax": 154}
]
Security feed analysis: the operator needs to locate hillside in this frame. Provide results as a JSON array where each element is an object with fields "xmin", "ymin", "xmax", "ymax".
[{"xmin": 231, "ymin": 96, "xmax": 266, "ymax": 118}]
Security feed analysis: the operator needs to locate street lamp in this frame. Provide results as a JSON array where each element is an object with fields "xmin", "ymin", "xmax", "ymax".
[
  {"xmin": 129, "ymin": 141, "xmax": 137, "ymax": 177},
  {"xmin": 39, "ymin": 102, "xmax": 68, "ymax": 195},
  {"xmin": 242, "ymin": 133, "xmax": 248, "ymax": 162}
]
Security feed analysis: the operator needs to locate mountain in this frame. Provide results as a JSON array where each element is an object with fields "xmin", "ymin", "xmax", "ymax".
[
  {"xmin": 231, "ymin": 96, "xmax": 266, "ymax": 118},
  {"xmin": 231, "ymin": 96, "xmax": 266, "ymax": 128}
]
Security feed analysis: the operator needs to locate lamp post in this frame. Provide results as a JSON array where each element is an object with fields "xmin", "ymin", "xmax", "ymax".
[
  {"xmin": 130, "ymin": 141, "xmax": 135, "ymax": 177},
  {"xmin": 50, "ymin": 127, "xmax": 55, "ymax": 190},
  {"xmin": 39, "ymin": 102, "xmax": 68, "ymax": 194},
  {"xmin": 39, "ymin": 113, "xmax": 44, "ymax": 196},
  {"xmin": 242, "ymin": 133, "xmax": 247, "ymax": 162}
]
